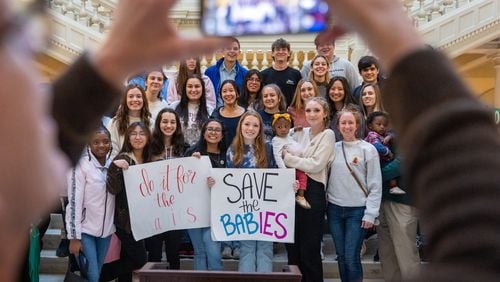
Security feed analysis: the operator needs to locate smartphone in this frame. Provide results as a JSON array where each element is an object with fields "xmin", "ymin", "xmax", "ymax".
[{"xmin": 201, "ymin": 0, "xmax": 329, "ymax": 36}]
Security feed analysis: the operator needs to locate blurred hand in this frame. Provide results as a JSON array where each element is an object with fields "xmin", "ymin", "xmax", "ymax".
[
  {"xmin": 319, "ymin": 0, "xmax": 425, "ymax": 70},
  {"xmin": 69, "ymin": 239, "xmax": 82, "ymax": 256},
  {"xmin": 113, "ymin": 159, "xmax": 129, "ymax": 169},
  {"xmin": 361, "ymin": 220, "xmax": 374, "ymax": 229},
  {"xmin": 207, "ymin": 176, "xmax": 216, "ymax": 188},
  {"xmin": 192, "ymin": 152, "xmax": 201, "ymax": 159},
  {"xmin": 93, "ymin": 0, "xmax": 231, "ymax": 88}
]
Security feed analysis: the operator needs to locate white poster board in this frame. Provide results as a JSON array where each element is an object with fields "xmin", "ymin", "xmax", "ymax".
[
  {"xmin": 123, "ymin": 156, "xmax": 212, "ymax": 240},
  {"xmin": 211, "ymin": 168, "xmax": 295, "ymax": 243}
]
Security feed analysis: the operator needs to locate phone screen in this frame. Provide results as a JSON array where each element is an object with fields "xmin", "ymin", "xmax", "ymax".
[{"xmin": 201, "ymin": 0, "xmax": 329, "ymax": 36}]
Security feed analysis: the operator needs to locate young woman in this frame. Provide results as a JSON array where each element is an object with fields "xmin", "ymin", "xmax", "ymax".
[
  {"xmin": 166, "ymin": 57, "xmax": 217, "ymax": 108},
  {"xmin": 185, "ymin": 119, "xmax": 227, "ymax": 270},
  {"xmin": 256, "ymin": 84, "xmax": 287, "ymax": 142},
  {"xmin": 66, "ymin": 126, "xmax": 115, "ymax": 282},
  {"xmin": 308, "ymin": 55, "xmax": 330, "ymax": 98},
  {"xmin": 283, "ymin": 97, "xmax": 336, "ymax": 282},
  {"xmin": 227, "ymin": 111, "xmax": 276, "ymax": 273},
  {"xmin": 238, "ymin": 69, "xmax": 263, "ymax": 110},
  {"xmin": 170, "ymin": 74, "xmax": 214, "ymax": 146},
  {"xmin": 287, "ymin": 78, "xmax": 320, "ymax": 129},
  {"xmin": 104, "ymin": 122, "xmax": 151, "ymax": 281},
  {"xmin": 359, "ymin": 83, "xmax": 385, "ymax": 119},
  {"xmin": 211, "ymin": 79, "xmax": 246, "ymax": 148},
  {"xmin": 327, "ymin": 76, "xmax": 363, "ymax": 139},
  {"xmin": 107, "ymin": 84, "xmax": 153, "ymax": 159},
  {"xmin": 327, "ymin": 110, "xmax": 382, "ymax": 282},
  {"xmin": 144, "ymin": 69, "xmax": 168, "ymax": 119},
  {"xmin": 144, "ymin": 108, "xmax": 186, "ymax": 269}
]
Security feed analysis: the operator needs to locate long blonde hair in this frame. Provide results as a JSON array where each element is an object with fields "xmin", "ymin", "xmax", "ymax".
[{"xmin": 230, "ymin": 111, "xmax": 268, "ymax": 168}]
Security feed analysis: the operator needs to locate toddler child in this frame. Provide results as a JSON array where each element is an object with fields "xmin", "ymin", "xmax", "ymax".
[
  {"xmin": 271, "ymin": 113, "xmax": 311, "ymax": 208},
  {"xmin": 365, "ymin": 111, "xmax": 405, "ymax": 194}
]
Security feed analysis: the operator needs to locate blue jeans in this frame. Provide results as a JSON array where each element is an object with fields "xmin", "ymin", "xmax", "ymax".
[
  {"xmin": 81, "ymin": 233, "xmax": 111, "ymax": 282},
  {"xmin": 187, "ymin": 228, "xmax": 222, "ymax": 270},
  {"xmin": 239, "ymin": 240, "xmax": 273, "ymax": 273},
  {"xmin": 327, "ymin": 203, "xmax": 366, "ymax": 282}
]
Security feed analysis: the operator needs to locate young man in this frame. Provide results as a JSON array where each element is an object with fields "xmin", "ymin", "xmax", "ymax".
[
  {"xmin": 144, "ymin": 70, "xmax": 168, "ymax": 119},
  {"xmin": 300, "ymin": 37, "xmax": 360, "ymax": 90},
  {"xmin": 205, "ymin": 37, "xmax": 248, "ymax": 107},
  {"xmin": 352, "ymin": 56, "xmax": 385, "ymax": 103},
  {"xmin": 260, "ymin": 38, "xmax": 302, "ymax": 106}
]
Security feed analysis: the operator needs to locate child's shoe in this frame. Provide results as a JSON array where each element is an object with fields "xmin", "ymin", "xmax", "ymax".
[
  {"xmin": 389, "ymin": 186, "xmax": 406, "ymax": 194},
  {"xmin": 296, "ymin": 195, "xmax": 311, "ymax": 209}
]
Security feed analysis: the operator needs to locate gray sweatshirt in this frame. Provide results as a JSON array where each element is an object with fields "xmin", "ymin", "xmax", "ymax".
[
  {"xmin": 301, "ymin": 56, "xmax": 361, "ymax": 90},
  {"xmin": 327, "ymin": 140, "xmax": 382, "ymax": 224}
]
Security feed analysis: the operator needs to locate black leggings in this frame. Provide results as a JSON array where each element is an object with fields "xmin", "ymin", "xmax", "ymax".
[{"xmin": 286, "ymin": 177, "xmax": 326, "ymax": 282}]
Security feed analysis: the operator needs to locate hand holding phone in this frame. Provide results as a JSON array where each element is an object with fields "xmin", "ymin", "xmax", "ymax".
[{"xmin": 201, "ymin": 0, "xmax": 329, "ymax": 36}]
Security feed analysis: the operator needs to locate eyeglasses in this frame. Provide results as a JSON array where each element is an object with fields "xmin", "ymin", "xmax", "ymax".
[
  {"xmin": 206, "ymin": 127, "xmax": 222, "ymax": 133},
  {"xmin": 0, "ymin": 0, "xmax": 49, "ymax": 54},
  {"xmin": 248, "ymin": 78, "xmax": 261, "ymax": 83}
]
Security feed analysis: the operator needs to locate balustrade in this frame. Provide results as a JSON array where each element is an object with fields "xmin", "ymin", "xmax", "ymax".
[{"xmin": 44, "ymin": 0, "xmax": 483, "ymax": 72}]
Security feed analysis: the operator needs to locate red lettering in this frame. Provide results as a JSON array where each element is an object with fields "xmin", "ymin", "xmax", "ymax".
[
  {"xmin": 154, "ymin": 217, "xmax": 162, "ymax": 231},
  {"xmin": 186, "ymin": 207, "xmax": 197, "ymax": 223},
  {"xmin": 156, "ymin": 192, "xmax": 175, "ymax": 208},
  {"xmin": 171, "ymin": 208, "xmax": 177, "ymax": 226},
  {"xmin": 139, "ymin": 169, "xmax": 154, "ymax": 197},
  {"xmin": 161, "ymin": 164, "xmax": 171, "ymax": 192},
  {"xmin": 176, "ymin": 165, "xmax": 198, "ymax": 193}
]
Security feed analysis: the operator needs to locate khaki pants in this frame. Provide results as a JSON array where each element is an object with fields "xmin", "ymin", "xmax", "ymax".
[{"xmin": 378, "ymin": 201, "xmax": 421, "ymax": 281}]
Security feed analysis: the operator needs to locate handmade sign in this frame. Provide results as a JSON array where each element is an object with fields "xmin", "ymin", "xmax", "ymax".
[
  {"xmin": 211, "ymin": 168, "xmax": 295, "ymax": 243},
  {"xmin": 123, "ymin": 156, "xmax": 212, "ymax": 240}
]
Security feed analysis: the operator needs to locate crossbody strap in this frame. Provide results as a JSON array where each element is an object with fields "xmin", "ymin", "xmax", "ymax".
[{"xmin": 341, "ymin": 142, "xmax": 369, "ymax": 197}]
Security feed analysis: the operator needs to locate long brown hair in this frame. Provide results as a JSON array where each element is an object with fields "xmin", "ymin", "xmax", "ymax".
[
  {"xmin": 289, "ymin": 78, "xmax": 320, "ymax": 110},
  {"xmin": 230, "ymin": 111, "xmax": 268, "ymax": 168},
  {"xmin": 114, "ymin": 84, "xmax": 152, "ymax": 135},
  {"xmin": 120, "ymin": 122, "xmax": 152, "ymax": 162},
  {"xmin": 176, "ymin": 57, "xmax": 202, "ymax": 95}
]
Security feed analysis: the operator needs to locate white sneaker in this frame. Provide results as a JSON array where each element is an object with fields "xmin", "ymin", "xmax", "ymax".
[
  {"xmin": 221, "ymin": 246, "xmax": 232, "ymax": 259},
  {"xmin": 389, "ymin": 186, "xmax": 406, "ymax": 194}
]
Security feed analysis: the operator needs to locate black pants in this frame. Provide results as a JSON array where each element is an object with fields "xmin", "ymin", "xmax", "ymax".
[
  {"xmin": 145, "ymin": 230, "xmax": 182, "ymax": 269},
  {"xmin": 286, "ymin": 177, "xmax": 326, "ymax": 282},
  {"xmin": 100, "ymin": 227, "xmax": 147, "ymax": 282}
]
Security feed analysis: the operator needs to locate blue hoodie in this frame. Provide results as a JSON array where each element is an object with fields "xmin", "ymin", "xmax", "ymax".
[{"xmin": 205, "ymin": 58, "xmax": 248, "ymax": 107}]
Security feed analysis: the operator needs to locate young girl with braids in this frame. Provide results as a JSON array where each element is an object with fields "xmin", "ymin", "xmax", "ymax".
[{"xmin": 66, "ymin": 125, "xmax": 115, "ymax": 282}]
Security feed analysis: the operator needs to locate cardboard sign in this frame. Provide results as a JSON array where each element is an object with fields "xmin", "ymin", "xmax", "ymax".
[
  {"xmin": 211, "ymin": 168, "xmax": 295, "ymax": 243},
  {"xmin": 123, "ymin": 156, "xmax": 212, "ymax": 240}
]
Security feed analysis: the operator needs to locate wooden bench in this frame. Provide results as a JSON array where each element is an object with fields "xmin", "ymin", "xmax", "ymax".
[{"xmin": 137, "ymin": 262, "xmax": 302, "ymax": 282}]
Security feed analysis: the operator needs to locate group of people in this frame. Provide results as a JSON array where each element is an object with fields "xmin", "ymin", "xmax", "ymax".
[
  {"xmin": 4, "ymin": 0, "xmax": 499, "ymax": 282},
  {"xmin": 60, "ymin": 33, "xmax": 425, "ymax": 282}
]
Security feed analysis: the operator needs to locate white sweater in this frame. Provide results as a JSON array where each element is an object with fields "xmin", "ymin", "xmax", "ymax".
[
  {"xmin": 327, "ymin": 140, "xmax": 382, "ymax": 224},
  {"xmin": 284, "ymin": 128, "xmax": 335, "ymax": 187}
]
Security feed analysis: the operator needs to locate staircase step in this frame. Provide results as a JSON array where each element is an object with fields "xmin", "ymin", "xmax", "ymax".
[
  {"xmin": 42, "ymin": 229, "xmax": 63, "ymax": 250},
  {"xmin": 48, "ymin": 214, "xmax": 64, "ymax": 230},
  {"xmin": 40, "ymin": 250, "xmax": 68, "ymax": 274}
]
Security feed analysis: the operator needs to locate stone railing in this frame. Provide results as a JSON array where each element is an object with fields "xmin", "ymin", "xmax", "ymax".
[{"xmin": 43, "ymin": 0, "xmax": 496, "ymax": 70}]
